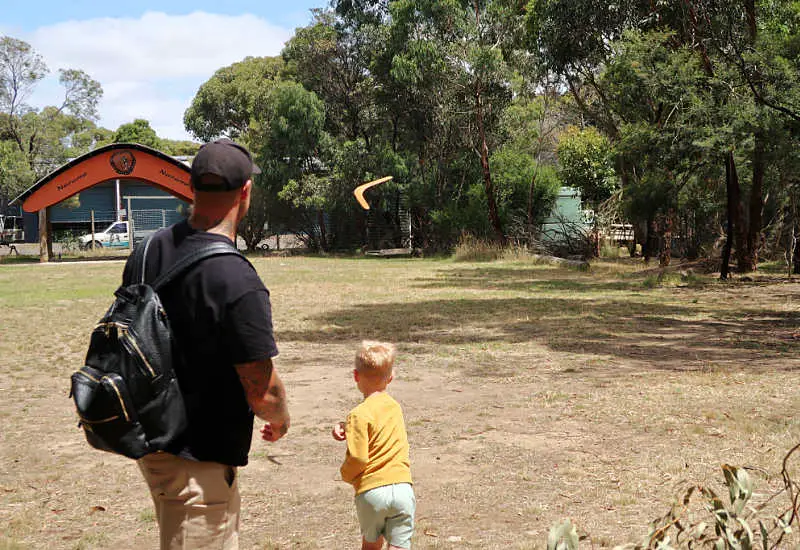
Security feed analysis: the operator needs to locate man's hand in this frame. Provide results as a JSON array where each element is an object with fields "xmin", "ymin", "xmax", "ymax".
[
  {"xmin": 261, "ymin": 421, "xmax": 289, "ymax": 442},
  {"xmin": 331, "ymin": 421, "xmax": 346, "ymax": 441}
]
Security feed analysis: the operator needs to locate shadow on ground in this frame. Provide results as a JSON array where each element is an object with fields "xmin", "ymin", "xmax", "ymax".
[{"xmin": 281, "ymin": 266, "xmax": 800, "ymax": 372}]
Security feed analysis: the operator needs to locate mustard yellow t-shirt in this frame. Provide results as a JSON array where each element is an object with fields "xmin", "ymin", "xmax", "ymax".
[{"xmin": 340, "ymin": 392, "xmax": 412, "ymax": 495}]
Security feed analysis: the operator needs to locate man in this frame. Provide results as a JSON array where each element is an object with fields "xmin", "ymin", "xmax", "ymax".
[{"xmin": 122, "ymin": 139, "xmax": 290, "ymax": 549}]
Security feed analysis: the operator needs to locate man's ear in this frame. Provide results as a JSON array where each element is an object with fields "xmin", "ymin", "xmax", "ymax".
[
  {"xmin": 353, "ymin": 369, "xmax": 359, "ymax": 382},
  {"xmin": 241, "ymin": 179, "xmax": 252, "ymax": 200}
]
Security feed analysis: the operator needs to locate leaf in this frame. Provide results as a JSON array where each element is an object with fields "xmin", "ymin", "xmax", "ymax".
[
  {"xmin": 694, "ymin": 522, "xmax": 708, "ymax": 539},
  {"xmin": 758, "ymin": 520, "xmax": 768, "ymax": 550},
  {"xmin": 722, "ymin": 464, "xmax": 752, "ymax": 515},
  {"xmin": 736, "ymin": 516, "xmax": 754, "ymax": 550},
  {"xmin": 655, "ymin": 536, "xmax": 674, "ymax": 550},
  {"xmin": 547, "ymin": 519, "xmax": 580, "ymax": 550}
]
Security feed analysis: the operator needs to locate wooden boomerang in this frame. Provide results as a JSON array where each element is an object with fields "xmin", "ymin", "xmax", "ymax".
[{"xmin": 354, "ymin": 176, "xmax": 393, "ymax": 210}]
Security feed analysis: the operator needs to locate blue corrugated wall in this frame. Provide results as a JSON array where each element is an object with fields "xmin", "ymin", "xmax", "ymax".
[
  {"xmin": 23, "ymin": 178, "xmax": 189, "ymax": 242},
  {"xmin": 50, "ymin": 182, "xmax": 117, "ymax": 223}
]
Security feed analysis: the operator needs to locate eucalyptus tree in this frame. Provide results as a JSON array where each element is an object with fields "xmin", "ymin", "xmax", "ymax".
[
  {"xmin": 525, "ymin": 1, "xmax": 800, "ymax": 273},
  {"xmin": 184, "ymin": 56, "xmax": 328, "ymax": 250},
  {"xmin": 0, "ymin": 36, "xmax": 102, "ymax": 200},
  {"xmin": 113, "ymin": 119, "xmax": 162, "ymax": 149},
  {"xmin": 183, "ymin": 56, "xmax": 285, "ymax": 143}
]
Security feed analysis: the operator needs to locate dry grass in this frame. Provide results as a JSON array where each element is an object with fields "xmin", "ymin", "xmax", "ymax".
[{"xmin": 1, "ymin": 256, "xmax": 800, "ymax": 549}]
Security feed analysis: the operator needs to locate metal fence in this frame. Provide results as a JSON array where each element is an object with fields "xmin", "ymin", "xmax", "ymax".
[{"xmin": 125, "ymin": 196, "xmax": 187, "ymax": 244}]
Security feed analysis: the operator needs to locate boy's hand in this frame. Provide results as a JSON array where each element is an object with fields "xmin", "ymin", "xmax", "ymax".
[
  {"xmin": 331, "ymin": 422, "xmax": 346, "ymax": 441},
  {"xmin": 261, "ymin": 421, "xmax": 288, "ymax": 442}
]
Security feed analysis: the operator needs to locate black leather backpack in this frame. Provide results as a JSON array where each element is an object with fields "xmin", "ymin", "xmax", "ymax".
[{"xmin": 70, "ymin": 237, "xmax": 245, "ymax": 459}]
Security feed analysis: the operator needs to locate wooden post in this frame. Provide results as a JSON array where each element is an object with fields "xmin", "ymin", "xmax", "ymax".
[
  {"xmin": 47, "ymin": 214, "xmax": 53, "ymax": 259},
  {"xmin": 127, "ymin": 198, "xmax": 134, "ymax": 251},
  {"xmin": 38, "ymin": 208, "xmax": 50, "ymax": 263},
  {"xmin": 91, "ymin": 210, "xmax": 96, "ymax": 250}
]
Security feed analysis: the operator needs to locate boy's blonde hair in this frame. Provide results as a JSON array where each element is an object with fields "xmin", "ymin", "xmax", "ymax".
[{"xmin": 355, "ymin": 341, "xmax": 396, "ymax": 380}]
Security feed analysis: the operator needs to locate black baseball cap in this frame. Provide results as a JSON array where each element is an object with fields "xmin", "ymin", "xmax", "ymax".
[{"xmin": 191, "ymin": 138, "xmax": 262, "ymax": 191}]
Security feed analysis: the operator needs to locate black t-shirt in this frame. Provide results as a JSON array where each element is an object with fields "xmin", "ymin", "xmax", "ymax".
[{"xmin": 122, "ymin": 220, "xmax": 278, "ymax": 466}]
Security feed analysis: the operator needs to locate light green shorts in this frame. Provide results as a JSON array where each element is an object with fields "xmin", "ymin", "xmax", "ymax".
[{"xmin": 355, "ymin": 483, "xmax": 415, "ymax": 549}]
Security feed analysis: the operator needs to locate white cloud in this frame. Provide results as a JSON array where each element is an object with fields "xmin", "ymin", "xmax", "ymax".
[{"xmin": 18, "ymin": 12, "xmax": 293, "ymax": 140}]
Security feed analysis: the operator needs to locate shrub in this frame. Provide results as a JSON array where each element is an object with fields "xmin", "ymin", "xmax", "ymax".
[
  {"xmin": 546, "ymin": 450, "xmax": 800, "ymax": 549},
  {"xmin": 453, "ymin": 233, "xmax": 505, "ymax": 262}
]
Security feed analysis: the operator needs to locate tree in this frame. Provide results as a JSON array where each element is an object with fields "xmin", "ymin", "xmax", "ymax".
[
  {"xmin": 184, "ymin": 56, "xmax": 285, "ymax": 142},
  {"xmin": 0, "ymin": 36, "xmax": 102, "ymax": 201},
  {"xmin": 259, "ymin": 81, "xmax": 330, "ymax": 250},
  {"xmin": 184, "ymin": 56, "xmax": 290, "ymax": 251},
  {"xmin": 0, "ymin": 139, "xmax": 35, "ymax": 199},
  {"xmin": 385, "ymin": 0, "xmax": 516, "ymax": 243},
  {"xmin": 184, "ymin": 59, "xmax": 331, "ymax": 250},
  {"xmin": 556, "ymin": 126, "xmax": 616, "ymax": 209},
  {"xmin": 283, "ymin": 9, "xmax": 381, "ymax": 145},
  {"xmin": 114, "ymin": 119, "xmax": 162, "ymax": 149},
  {"xmin": 524, "ymin": 1, "xmax": 800, "ymax": 273},
  {"xmin": 159, "ymin": 139, "xmax": 200, "ymax": 157}
]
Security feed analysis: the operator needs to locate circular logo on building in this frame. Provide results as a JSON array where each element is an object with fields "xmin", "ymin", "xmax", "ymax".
[{"xmin": 110, "ymin": 151, "xmax": 136, "ymax": 175}]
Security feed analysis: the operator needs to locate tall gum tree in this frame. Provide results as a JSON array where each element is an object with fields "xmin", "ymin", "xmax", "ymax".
[{"xmin": 0, "ymin": 36, "xmax": 102, "ymax": 199}]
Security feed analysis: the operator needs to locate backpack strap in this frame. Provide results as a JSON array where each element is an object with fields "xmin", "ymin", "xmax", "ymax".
[
  {"xmin": 151, "ymin": 242, "xmax": 249, "ymax": 292},
  {"xmin": 138, "ymin": 235, "xmax": 155, "ymax": 284},
  {"xmin": 128, "ymin": 234, "xmax": 155, "ymax": 285}
]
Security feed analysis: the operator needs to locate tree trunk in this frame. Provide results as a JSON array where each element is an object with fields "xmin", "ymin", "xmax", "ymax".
[
  {"xmin": 739, "ymin": 0, "xmax": 762, "ymax": 273},
  {"xmin": 632, "ymin": 220, "xmax": 646, "ymax": 257},
  {"xmin": 316, "ymin": 209, "xmax": 328, "ymax": 251},
  {"xmin": 475, "ymin": 84, "xmax": 505, "ymax": 245},
  {"xmin": 794, "ymin": 234, "xmax": 800, "ymax": 275},
  {"xmin": 644, "ymin": 217, "xmax": 657, "ymax": 264},
  {"xmin": 526, "ymin": 167, "xmax": 539, "ymax": 232},
  {"xmin": 793, "ymin": 191, "xmax": 800, "ymax": 275},
  {"xmin": 659, "ymin": 214, "xmax": 673, "ymax": 267},
  {"xmin": 742, "ymin": 132, "xmax": 765, "ymax": 272},
  {"xmin": 721, "ymin": 152, "xmax": 741, "ymax": 280}
]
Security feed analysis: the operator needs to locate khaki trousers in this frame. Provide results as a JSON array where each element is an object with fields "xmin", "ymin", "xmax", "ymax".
[{"xmin": 138, "ymin": 452, "xmax": 240, "ymax": 550}]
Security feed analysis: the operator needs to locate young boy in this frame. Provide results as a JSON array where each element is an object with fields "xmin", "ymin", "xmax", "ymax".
[{"xmin": 332, "ymin": 341, "xmax": 415, "ymax": 550}]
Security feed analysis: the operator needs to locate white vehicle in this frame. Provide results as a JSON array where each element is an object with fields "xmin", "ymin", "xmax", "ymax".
[
  {"xmin": 0, "ymin": 215, "xmax": 23, "ymax": 243},
  {"xmin": 79, "ymin": 221, "xmax": 130, "ymax": 250}
]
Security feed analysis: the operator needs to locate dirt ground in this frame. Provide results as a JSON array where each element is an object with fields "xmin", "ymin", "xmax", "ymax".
[{"xmin": 1, "ymin": 256, "xmax": 800, "ymax": 549}]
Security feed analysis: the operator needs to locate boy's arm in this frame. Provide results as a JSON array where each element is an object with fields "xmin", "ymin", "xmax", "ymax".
[{"xmin": 340, "ymin": 412, "xmax": 369, "ymax": 483}]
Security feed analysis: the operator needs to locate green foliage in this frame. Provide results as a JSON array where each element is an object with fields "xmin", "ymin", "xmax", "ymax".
[
  {"xmin": 183, "ymin": 56, "xmax": 285, "ymax": 142},
  {"xmin": 547, "ymin": 518, "xmax": 579, "ymax": 550},
  {"xmin": 159, "ymin": 139, "xmax": 200, "ymax": 156},
  {"xmin": 0, "ymin": 140, "xmax": 35, "ymax": 199},
  {"xmin": 491, "ymin": 146, "xmax": 560, "ymax": 227},
  {"xmin": 179, "ymin": 1, "xmax": 800, "ymax": 258},
  {"xmin": 642, "ymin": 270, "xmax": 705, "ymax": 289},
  {"xmin": 550, "ymin": 461, "xmax": 800, "ymax": 549},
  {"xmin": 257, "ymin": 81, "xmax": 332, "ymax": 249},
  {"xmin": 283, "ymin": 10, "xmax": 381, "ymax": 141},
  {"xmin": 556, "ymin": 126, "xmax": 617, "ymax": 207},
  {"xmin": 0, "ymin": 35, "xmax": 103, "ymax": 200},
  {"xmin": 114, "ymin": 119, "xmax": 162, "ymax": 149}
]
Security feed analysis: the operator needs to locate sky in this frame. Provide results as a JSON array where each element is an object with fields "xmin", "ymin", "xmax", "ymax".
[{"xmin": 2, "ymin": 0, "xmax": 329, "ymax": 141}]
